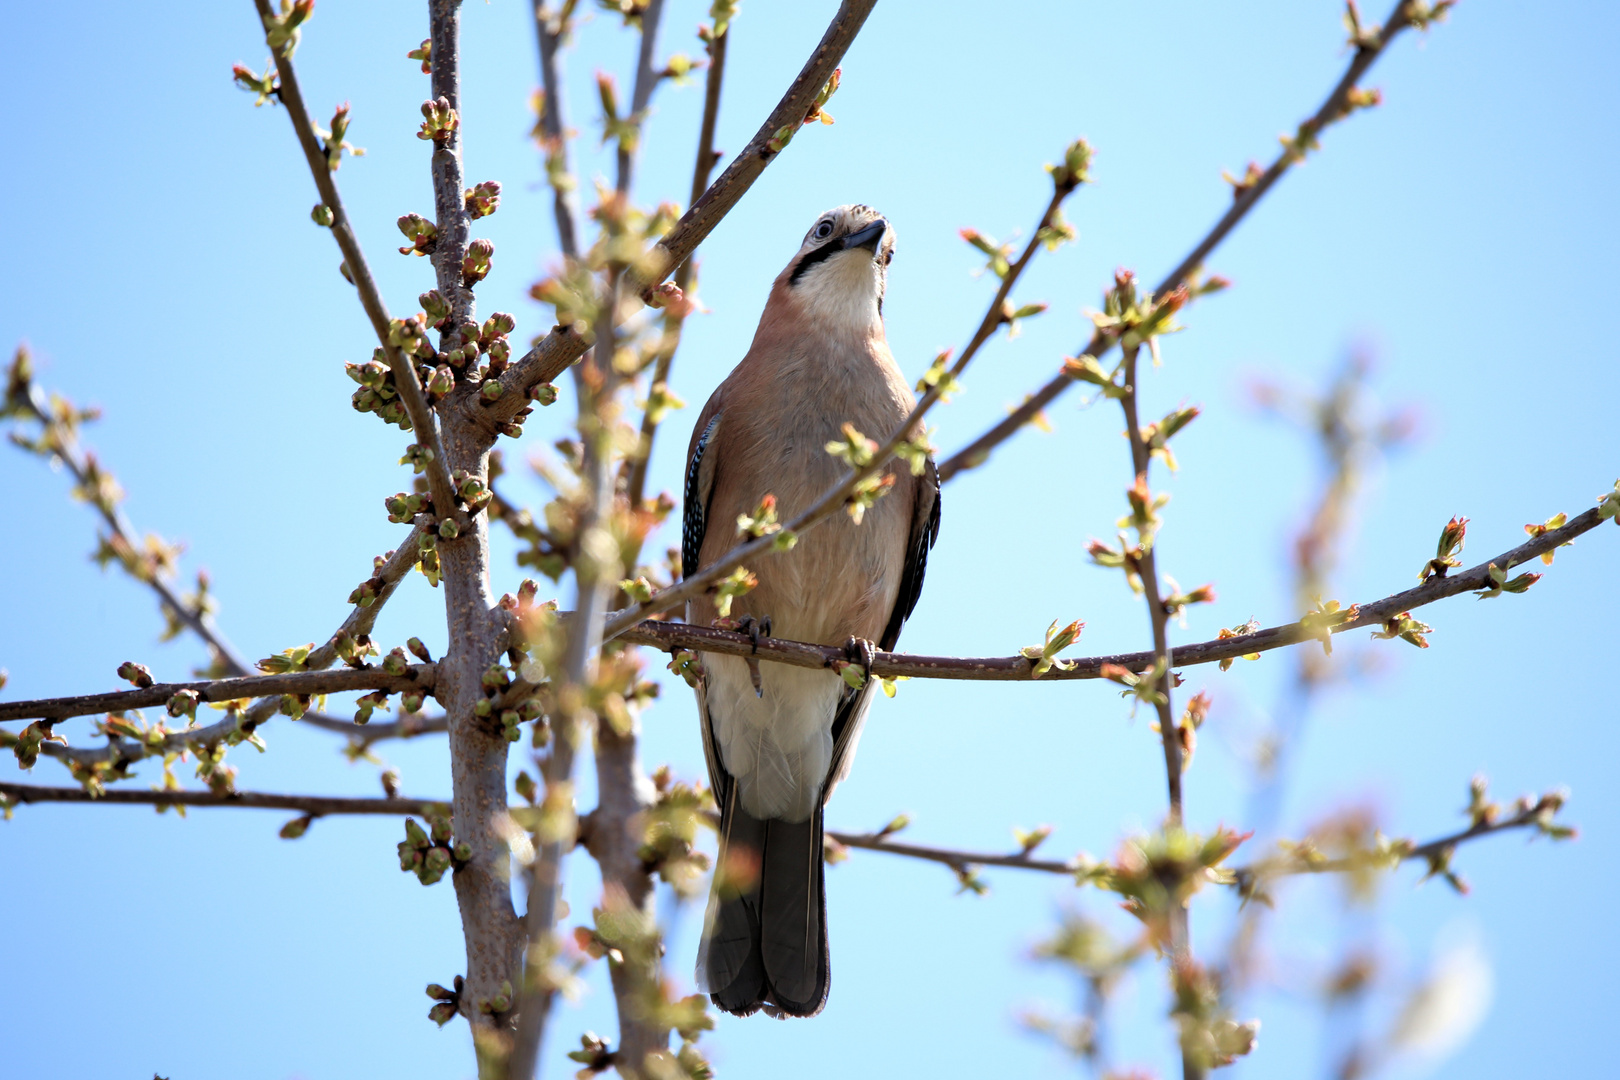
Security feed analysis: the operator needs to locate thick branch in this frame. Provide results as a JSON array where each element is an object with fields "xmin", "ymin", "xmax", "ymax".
[
  {"xmin": 938, "ymin": 0, "xmax": 1423, "ymax": 482},
  {"xmin": 250, "ymin": 0, "xmax": 461, "ymax": 523},
  {"xmin": 484, "ymin": 0, "xmax": 878, "ymax": 425},
  {"xmin": 429, "ymin": 0, "xmax": 474, "ymax": 331}
]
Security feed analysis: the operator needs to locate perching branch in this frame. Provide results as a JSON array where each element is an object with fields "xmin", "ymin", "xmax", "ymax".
[
  {"xmin": 602, "ymin": 500, "xmax": 1610, "ymax": 679},
  {"xmin": 249, "ymin": 0, "xmax": 461, "ymax": 526},
  {"xmin": 532, "ymin": 3, "xmax": 582, "ymax": 259},
  {"xmin": 6, "ymin": 499, "xmax": 1601, "ymax": 730},
  {"xmin": 938, "ymin": 0, "xmax": 1425, "ymax": 482},
  {"xmin": 483, "ymin": 0, "xmax": 878, "ymax": 427}
]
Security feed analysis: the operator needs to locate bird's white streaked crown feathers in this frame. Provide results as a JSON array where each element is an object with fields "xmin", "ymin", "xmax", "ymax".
[{"xmin": 785, "ymin": 203, "xmax": 895, "ymax": 331}]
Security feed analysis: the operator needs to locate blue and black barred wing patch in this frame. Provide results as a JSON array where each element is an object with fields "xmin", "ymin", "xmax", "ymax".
[{"xmin": 682, "ymin": 414, "xmax": 722, "ymax": 580}]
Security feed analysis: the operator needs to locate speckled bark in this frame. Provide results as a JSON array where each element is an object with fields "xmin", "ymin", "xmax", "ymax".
[{"xmin": 426, "ymin": 0, "xmax": 525, "ymax": 1030}]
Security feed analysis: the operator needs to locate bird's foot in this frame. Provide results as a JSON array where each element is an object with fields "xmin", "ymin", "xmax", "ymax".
[
  {"xmin": 736, "ymin": 614, "xmax": 772, "ymax": 697},
  {"xmin": 843, "ymin": 636, "xmax": 877, "ymax": 690}
]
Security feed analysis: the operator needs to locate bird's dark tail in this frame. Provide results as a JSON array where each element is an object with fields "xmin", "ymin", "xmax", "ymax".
[{"xmin": 699, "ymin": 787, "xmax": 829, "ymax": 1018}]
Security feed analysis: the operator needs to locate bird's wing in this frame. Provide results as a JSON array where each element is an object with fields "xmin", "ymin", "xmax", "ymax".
[
  {"xmin": 824, "ymin": 458, "xmax": 941, "ymax": 799},
  {"xmin": 877, "ymin": 456, "xmax": 942, "ymax": 652},
  {"xmin": 683, "ymin": 398, "xmax": 728, "ymax": 804},
  {"xmin": 682, "ymin": 410, "xmax": 724, "ymax": 582}
]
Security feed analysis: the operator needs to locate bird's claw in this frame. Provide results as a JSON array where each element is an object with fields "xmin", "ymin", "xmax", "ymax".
[
  {"xmin": 843, "ymin": 637, "xmax": 877, "ymax": 689},
  {"xmin": 736, "ymin": 615, "xmax": 773, "ymax": 697}
]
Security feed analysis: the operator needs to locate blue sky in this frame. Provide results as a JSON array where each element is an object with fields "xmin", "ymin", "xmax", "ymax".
[{"xmin": 2, "ymin": 1, "xmax": 1616, "ymax": 1077}]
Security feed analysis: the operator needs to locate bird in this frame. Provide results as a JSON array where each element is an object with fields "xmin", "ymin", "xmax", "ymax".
[{"xmin": 681, "ymin": 203, "xmax": 941, "ymax": 1017}]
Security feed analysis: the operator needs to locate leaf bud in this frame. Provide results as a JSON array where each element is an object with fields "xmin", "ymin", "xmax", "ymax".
[{"xmin": 117, "ymin": 661, "xmax": 155, "ymax": 688}]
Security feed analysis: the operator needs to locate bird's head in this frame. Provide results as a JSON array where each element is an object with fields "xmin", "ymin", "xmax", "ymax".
[{"xmin": 777, "ymin": 204, "xmax": 895, "ymax": 334}]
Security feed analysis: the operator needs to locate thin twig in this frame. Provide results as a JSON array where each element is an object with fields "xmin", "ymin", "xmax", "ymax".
[
  {"xmin": 533, "ymin": 4, "xmax": 581, "ymax": 259},
  {"xmin": 1, "ymin": 664, "xmax": 434, "ymax": 725},
  {"xmin": 0, "ymin": 781, "xmax": 444, "ymax": 816},
  {"xmin": 249, "ymin": 0, "xmax": 461, "ymax": 525},
  {"xmin": 1231, "ymin": 802, "xmax": 1561, "ymax": 883},
  {"xmin": 937, "ymin": 0, "xmax": 1425, "ymax": 482},
  {"xmin": 13, "ymin": 382, "xmax": 250, "ymax": 677},
  {"xmin": 482, "ymin": 0, "xmax": 878, "ymax": 428},
  {"xmin": 828, "ymin": 831, "xmax": 1077, "ymax": 875},
  {"xmin": 299, "ymin": 710, "xmax": 449, "ymax": 744},
  {"xmin": 617, "ymin": 0, "xmax": 667, "ymax": 197},
  {"xmin": 1118, "ymin": 343, "xmax": 1184, "ymax": 824},
  {"xmin": 622, "ymin": 8, "xmax": 731, "ymax": 512},
  {"xmin": 0, "ymin": 784, "xmax": 1556, "ymax": 895},
  {"xmin": 1117, "ymin": 337, "xmax": 1195, "ymax": 1080}
]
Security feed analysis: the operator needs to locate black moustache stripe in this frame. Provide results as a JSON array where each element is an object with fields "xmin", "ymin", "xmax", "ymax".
[{"xmin": 788, "ymin": 240, "xmax": 844, "ymax": 285}]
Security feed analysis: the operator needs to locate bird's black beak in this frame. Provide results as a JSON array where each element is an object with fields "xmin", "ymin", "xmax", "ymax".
[{"xmin": 842, "ymin": 218, "xmax": 888, "ymax": 253}]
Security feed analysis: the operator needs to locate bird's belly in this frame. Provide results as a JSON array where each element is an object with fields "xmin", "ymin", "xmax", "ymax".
[{"xmin": 706, "ymin": 657, "xmax": 842, "ymax": 822}]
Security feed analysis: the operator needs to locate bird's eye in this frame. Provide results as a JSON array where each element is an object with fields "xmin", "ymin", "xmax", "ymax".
[{"xmin": 812, "ymin": 219, "xmax": 834, "ymax": 240}]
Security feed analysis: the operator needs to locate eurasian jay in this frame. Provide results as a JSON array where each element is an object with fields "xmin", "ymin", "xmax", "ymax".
[{"xmin": 682, "ymin": 204, "xmax": 941, "ymax": 1017}]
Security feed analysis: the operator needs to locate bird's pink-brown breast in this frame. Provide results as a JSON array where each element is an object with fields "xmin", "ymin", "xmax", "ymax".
[{"xmin": 688, "ymin": 296, "xmax": 921, "ymax": 648}]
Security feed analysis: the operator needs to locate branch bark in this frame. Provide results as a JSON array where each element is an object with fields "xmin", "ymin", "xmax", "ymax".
[{"xmin": 417, "ymin": 0, "xmax": 530, "ymax": 1045}]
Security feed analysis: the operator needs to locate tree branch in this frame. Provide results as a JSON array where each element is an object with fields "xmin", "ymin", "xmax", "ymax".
[
  {"xmin": 623, "ymin": 4, "xmax": 731, "ymax": 513},
  {"xmin": 482, "ymin": 0, "xmax": 878, "ymax": 427},
  {"xmin": 1, "ymin": 664, "xmax": 434, "ymax": 725},
  {"xmin": 0, "ymin": 781, "xmax": 445, "ymax": 816},
  {"xmin": 249, "ymin": 0, "xmax": 461, "ymax": 524},
  {"xmin": 299, "ymin": 710, "xmax": 449, "ymax": 745},
  {"xmin": 9, "ymin": 498, "xmax": 1602, "ymax": 736},
  {"xmin": 9, "ymin": 372, "xmax": 250, "ymax": 677},
  {"xmin": 0, "ymin": 784, "xmax": 1556, "ymax": 899},
  {"xmin": 937, "ymin": 0, "xmax": 1424, "ymax": 482},
  {"xmin": 532, "ymin": 3, "xmax": 582, "ymax": 259},
  {"xmin": 599, "ymin": 501, "xmax": 1611, "ymax": 680}
]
